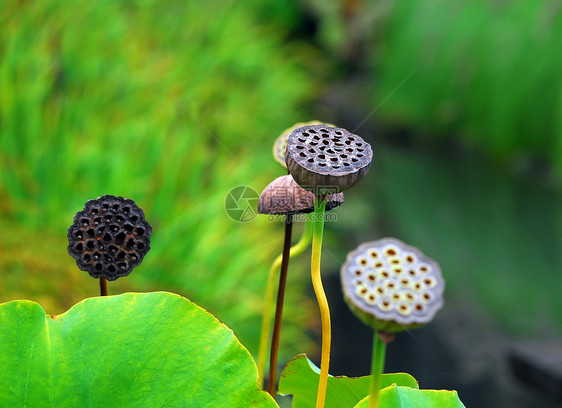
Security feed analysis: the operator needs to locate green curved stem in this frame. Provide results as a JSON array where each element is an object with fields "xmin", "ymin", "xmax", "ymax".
[
  {"xmin": 257, "ymin": 218, "xmax": 313, "ymax": 386},
  {"xmin": 311, "ymin": 198, "xmax": 329, "ymax": 408},
  {"xmin": 369, "ymin": 331, "xmax": 387, "ymax": 408}
]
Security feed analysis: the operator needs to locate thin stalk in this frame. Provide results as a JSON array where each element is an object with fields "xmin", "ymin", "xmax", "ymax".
[
  {"xmin": 311, "ymin": 198, "xmax": 329, "ymax": 408},
  {"xmin": 99, "ymin": 277, "xmax": 108, "ymax": 296},
  {"xmin": 257, "ymin": 218, "xmax": 313, "ymax": 385},
  {"xmin": 267, "ymin": 214, "xmax": 294, "ymax": 396},
  {"xmin": 369, "ymin": 331, "xmax": 387, "ymax": 408}
]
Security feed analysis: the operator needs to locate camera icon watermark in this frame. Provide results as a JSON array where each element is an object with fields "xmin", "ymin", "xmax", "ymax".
[
  {"xmin": 225, "ymin": 184, "xmax": 340, "ymax": 223},
  {"xmin": 224, "ymin": 186, "xmax": 259, "ymax": 223}
]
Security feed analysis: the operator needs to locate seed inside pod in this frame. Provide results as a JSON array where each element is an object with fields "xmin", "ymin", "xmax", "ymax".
[
  {"xmin": 340, "ymin": 238, "xmax": 445, "ymax": 332},
  {"xmin": 67, "ymin": 195, "xmax": 152, "ymax": 281},
  {"xmin": 286, "ymin": 124, "xmax": 373, "ymax": 194}
]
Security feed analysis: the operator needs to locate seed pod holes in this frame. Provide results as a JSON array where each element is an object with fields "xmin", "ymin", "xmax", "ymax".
[
  {"xmin": 67, "ymin": 195, "xmax": 152, "ymax": 281},
  {"xmin": 286, "ymin": 124, "xmax": 372, "ymax": 193},
  {"xmin": 341, "ymin": 238, "xmax": 445, "ymax": 332},
  {"xmin": 273, "ymin": 121, "xmax": 336, "ymax": 168}
]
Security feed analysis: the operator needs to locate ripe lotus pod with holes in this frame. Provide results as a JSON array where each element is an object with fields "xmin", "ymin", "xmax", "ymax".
[
  {"xmin": 285, "ymin": 124, "xmax": 372, "ymax": 193},
  {"xmin": 273, "ymin": 121, "xmax": 336, "ymax": 168},
  {"xmin": 340, "ymin": 238, "xmax": 445, "ymax": 332},
  {"xmin": 67, "ymin": 195, "xmax": 152, "ymax": 281},
  {"xmin": 258, "ymin": 174, "xmax": 344, "ymax": 215}
]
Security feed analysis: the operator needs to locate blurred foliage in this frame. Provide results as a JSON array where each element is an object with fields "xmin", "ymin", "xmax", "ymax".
[
  {"xmin": 289, "ymin": 0, "xmax": 562, "ymax": 339},
  {"xmin": 0, "ymin": 0, "xmax": 327, "ymax": 361},
  {"xmin": 375, "ymin": 0, "xmax": 562, "ymax": 176},
  {"xmin": 366, "ymin": 0, "xmax": 562, "ymax": 333},
  {"xmin": 301, "ymin": 0, "xmax": 390, "ymax": 61},
  {"xmin": 361, "ymin": 146, "xmax": 562, "ymax": 335}
]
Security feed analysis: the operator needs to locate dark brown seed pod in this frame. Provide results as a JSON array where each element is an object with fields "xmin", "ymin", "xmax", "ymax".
[
  {"xmin": 67, "ymin": 195, "xmax": 152, "ymax": 281},
  {"xmin": 285, "ymin": 124, "xmax": 372, "ymax": 193},
  {"xmin": 273, "ymin": 121, "xmax": 335, "ymax": 168},
  {"xmin": 341, "ymin": 238, "xmax": 444, "ymax": 332},
  {"xmin": 258, "ymin": 175, "xmax": 344, "ymax": 215}
]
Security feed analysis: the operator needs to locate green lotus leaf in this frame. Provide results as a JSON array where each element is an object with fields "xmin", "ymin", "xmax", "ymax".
[
  {"xmin": 353, "ymin": 385, "xmax": 466, "ymax": 408},
  {"xmin": 0, "ymin": 292, "xmax": 277, "ymax": 408},
  {"xmin": 278, "ymin": 354, "xmax": 418, "ymax": 408}
]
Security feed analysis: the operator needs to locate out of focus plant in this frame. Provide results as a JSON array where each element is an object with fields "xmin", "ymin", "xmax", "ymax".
[
  {"xmin": 366, "ymin": 148, "xmax": 562, "ymax": 334},
  {"xmin": 340, "ymin": 238, "xmax": 445, "ymax": 407},
  {"xmin": 0, "ymin": 0, "xmax": 324, "ymax": 361},
  {"xmin": 375, "ymin": 0, "xmax": 562, "ymax": 176}
]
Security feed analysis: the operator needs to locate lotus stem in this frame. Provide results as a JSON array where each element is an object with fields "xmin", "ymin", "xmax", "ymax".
[
  {"xmin": 369, "ymin": 331, "xmax": 387, "ymax": 408},
  {"xmin": 267, "ymin": 214, "xmax": 294, "ymax": 396},
  {"xmin": 311, "ymin": 198, "xmax": 329, "ymax": 408},
  {"xmin": 99, "ymin": 278, "xmax": 108, "ymax": 296},
  {"xmin": 258, "ymin": 218, "xmax": 313, "ymax": 385}
]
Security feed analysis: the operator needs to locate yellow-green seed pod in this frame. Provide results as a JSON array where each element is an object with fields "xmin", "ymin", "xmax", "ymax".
[
  {"xmin": 272, "ymin": 121, "xmax": 335, "ymax": 168},
  {"xmin": 340, "ymin": 238, "xmax": 444, "ymax": 332}
]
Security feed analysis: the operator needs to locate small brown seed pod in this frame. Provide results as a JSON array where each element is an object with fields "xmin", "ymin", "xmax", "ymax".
[
  {"xmin": 285, "ymin": 124, "xmax": 372, "ymax": 194},
  {"xmin": 67, "ymin": 195, "xmax": 152, "ymax": 281},
  {"xmin": 340, "ymin": 238, "xmax": 444, "ymax": 332},
  {"xmin": 273, "ymin": 121, "xmax": 336, "ymax": 168},
  {"xmin": 258, "ymin": 175, "xmax": 344, "ymax": 215}
]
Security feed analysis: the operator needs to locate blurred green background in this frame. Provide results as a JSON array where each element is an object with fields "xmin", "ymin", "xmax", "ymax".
[{"xmin": 1, "ymin": 0, "xmax": 561, "ymax": 407}]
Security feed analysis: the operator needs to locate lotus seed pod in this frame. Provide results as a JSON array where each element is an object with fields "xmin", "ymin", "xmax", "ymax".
[
  {"xmin": 258, "ymin": 174, "xmax": 344, "ymax": 215},
  {"xmin": 67, "ymin": 195, "xmax": 152, "ymax": 281},
  {"xmin": 340, "ymin": 238, "xmax": 444, "ymax": 332},
  {"xmin": 273, "ymin": 121, "xmax": 336, "ymax": 168},
  {"xmin": 285, "ymin": 124, "xmax": 372, "ymax": 194}
]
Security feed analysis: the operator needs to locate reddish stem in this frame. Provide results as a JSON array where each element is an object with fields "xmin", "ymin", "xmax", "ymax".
[
  {"xmin": 99, "ymin": 277, "xmax": 108, "ymax": 296},
  {"xmin": 267, "ymin": 214, "xmax": 294, "ymax": 396}
]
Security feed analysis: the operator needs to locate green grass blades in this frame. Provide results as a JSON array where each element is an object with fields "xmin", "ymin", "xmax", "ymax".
[
  {"xmin": 278, "ymin": 354, "xmax": 418, "ymax": 408},
  {"xmin": 0, "ymin": 292, "xmax": 278, "ymax": 408},
  {"xmin": 353, "ymin": 386, "xmax": 466, "ymax": 408},
  {"xmin": 0, "ymin": 0, "xmax": 319, "ymax": 362},
  {"xmin": 376, "ymin": 0, "xmax": 562, "ymax": 175}
]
